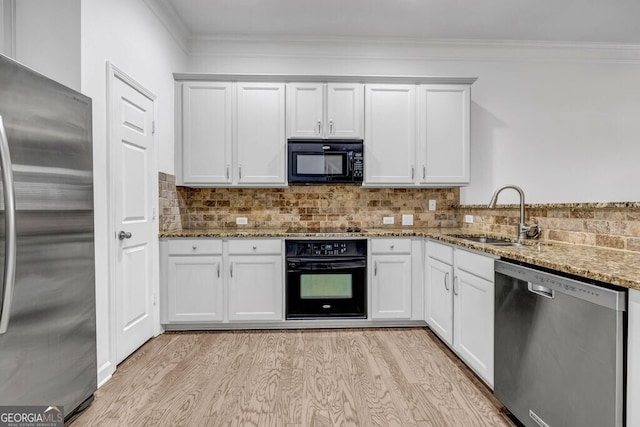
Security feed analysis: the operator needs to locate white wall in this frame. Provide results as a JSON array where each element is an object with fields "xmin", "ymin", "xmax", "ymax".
[
  {"xmin": 14, "ymin": 0, "xmax": 81, "ymax": 91},
  {"xmin": 81, "ymin": 0, "xmax": 188, "ymax": 386},
  {"xmin": 186, "ymin": 40, "xmax": 640, "ymax": 204},
  {"xmin": 0, "ymin": 0, "xmax": 15, "ymax": 56}
]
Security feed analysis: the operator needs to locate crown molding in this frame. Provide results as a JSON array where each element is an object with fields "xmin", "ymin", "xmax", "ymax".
[
  {"xmin": 187, "ymin": 35, "xmax": 640, "ymax": 64},
  {"xmin": 173, "ymin": 73, "xmax": 478, "ymax": 85},
  {"xmin": 142, "ymin": 0, "xmax": 190, "ymax": 54}
]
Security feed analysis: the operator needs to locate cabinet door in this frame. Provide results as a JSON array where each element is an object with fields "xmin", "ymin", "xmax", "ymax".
[
  {"xmin": 228, "ymin": 255, "xmax": 283, "ymax": 321},
  {"xmin": 236, "ymin": 83, "xmax": 286, "ymax": 185},
  {"xmin": 286, "ymin": 83, "xmax": 324, "ymax": 138},
  {"xmin": 417, "ymin": 85, "xmax": 470, "ymax": 185},
  {"xmin": 365, "ymin": 84, "xmax": 416, "ymax": 185},
  {"xmin": 326, "ymin": 83, "xmax": 364, "ymax": 139},
  {"xmin": 182, "ymin": 82, "xmax": 232, "ymax": 184},
  {"xmin": 371, "ymin": 254, "xmax": 412, "ymax": 319},
  {"xmin": 166, "ymin": 255, "xmax": 223, "ymax": 322},
  {"xmin": 453, "ymin": 269, "xmax": 494, "ymax": 387},
  {"xmin": 425, "ymin": 257, "xmax": 453, "ymax": 345}
]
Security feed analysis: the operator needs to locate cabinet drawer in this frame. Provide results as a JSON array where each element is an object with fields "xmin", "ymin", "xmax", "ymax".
[
  {"xmin": 371, "ymin": 238, "xmax": 411, "ymax": 254},
  {"xmin": 168, "ymin": 239, "xmax": 222, "ymax": 255},
  {"xmin": 427, "ymin": 240, "xmax": 453, "ymax": 264},
  {"xmin": 455, "ymin": 249, "xmax": 495, "ymax": 281},
  {"xmin": 228, "ymin": 239, "xmax": 282, "ymax": 255}
]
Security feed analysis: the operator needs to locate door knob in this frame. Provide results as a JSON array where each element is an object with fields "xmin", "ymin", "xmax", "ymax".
[{"xmin": 118, "ymin": 230, "xmax": 132, "ymax": 240}]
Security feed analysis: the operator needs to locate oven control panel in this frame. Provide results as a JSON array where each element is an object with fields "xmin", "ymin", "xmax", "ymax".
[{"xmin": 286, "ymin": 240, "xmax": 367, "ymax": 257}]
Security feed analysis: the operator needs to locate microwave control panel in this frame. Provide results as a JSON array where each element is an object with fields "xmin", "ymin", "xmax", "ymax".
[{"xmin": 352, "ymin": 152, "xmax": 363, "ymax": 178}]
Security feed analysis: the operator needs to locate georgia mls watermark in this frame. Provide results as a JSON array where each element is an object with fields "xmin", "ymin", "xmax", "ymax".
[{"xmin": 0, "ymin": 406, "xmax": 63, "ymax": 427}]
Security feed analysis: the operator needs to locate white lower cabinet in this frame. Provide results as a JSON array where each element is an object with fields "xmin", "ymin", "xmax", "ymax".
[
  {"xmin": 370, "ymin": 238, "xmax": 412, "ymax": 319},
  {"xmin": 452, "ymin": 266, "xmax": 494, "ymax": 388},
  {"xmin": 226, "ymin": 238, "xmax": 283, "ymax": 321},
  {"xmin": 162, "ymin": 239, "xmax": 224, "ymax": 323},
  {"xmin": 425, "ymin": 256, "xmax": 454, "ymax": 343},
  {"xmin": 167, "ymin": 255, "xmax": 224, "ymax": 322},
  {"xmin": 227, "ymin": 254, "xmax": 283, "ymax": 321},
  {"xmin": 426, "ymin": 240, "xmax": 496, "ymax": 387},
  {"xmin": 161, "ymin": 238, "xmax": 283, "ymax": 324}
]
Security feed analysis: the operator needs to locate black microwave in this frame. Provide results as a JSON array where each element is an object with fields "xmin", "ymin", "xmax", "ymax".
[{"xmin": 287, "ymin": 139, "xmax": 364, "ymax": 184}]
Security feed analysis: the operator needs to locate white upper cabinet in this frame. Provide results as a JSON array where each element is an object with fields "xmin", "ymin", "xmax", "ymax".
[
  {"xmin": 286, "ymin": 83, "xmax": 324, "ymax": 138},
  {"xmin": 177, "ymin": 75, "xmax": 474, "ymax": 188},
  {"xmin": 287, "ymin": 83, "xmax": 364, "ymax": 139},
  {"xmin": 236, "ymin": 82, "xmax": 286, "ymax": 185},
  {"xmin": 417, "ymin": 85, "xmax": 470, "ymax": 185},
  {"xmin": 364, "ymin": 84, "xmax": 416, "ymax": 185},
  {"xmin": 181, "ymin": 82, "xmax": 233, "ymax": 185},
  {"xmin": 365, "ymin": 83, "xmax": 471, "ymax": 187},
  {"xmin": 178, "ymin": 81, "xmax": 286, "ymax": 187},
  {"xmin": 326, "ymin": 83, "xmax": 364, "ymax": 139}
]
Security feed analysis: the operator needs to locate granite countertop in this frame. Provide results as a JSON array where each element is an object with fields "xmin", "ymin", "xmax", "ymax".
[{"xmin": 159, "ymin": 228, "xmax": 640, "ymax": 291}]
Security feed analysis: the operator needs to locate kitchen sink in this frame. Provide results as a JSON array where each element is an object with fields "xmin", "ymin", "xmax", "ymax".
[{"xmin": 449, "ymin": 235, "xmax": 523, "ymax": 246}]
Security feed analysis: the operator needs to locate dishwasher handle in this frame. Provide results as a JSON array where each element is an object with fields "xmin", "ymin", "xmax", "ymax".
[{"xmin": 528, "ymin": 282, "xmax": 554, "ymax": 299}]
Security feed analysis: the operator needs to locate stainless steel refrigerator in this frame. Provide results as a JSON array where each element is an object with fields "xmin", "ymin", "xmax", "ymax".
[{"xmin": 0, "ymin": 55, "xmax": 96, "ymax": 418}]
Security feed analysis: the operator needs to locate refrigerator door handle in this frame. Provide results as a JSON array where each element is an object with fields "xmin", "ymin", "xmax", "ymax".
[{"xmin": 0, "ymin": 115, "xmax": 17, "ymax": 334}]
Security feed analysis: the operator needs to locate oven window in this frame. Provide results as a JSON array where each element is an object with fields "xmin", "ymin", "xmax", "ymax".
[
  {"xmin": 297, "ymin": 154, "xmax": 344, "ymax": 175},
  {"xmin": 300, "ymin": 274, "xmax": 353, "ymax": 299}
]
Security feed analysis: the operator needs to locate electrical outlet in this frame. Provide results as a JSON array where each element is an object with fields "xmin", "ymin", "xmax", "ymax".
[
  {"xmin": 464, "ymin": 215, "xmax": 474, "ymax": 224},
  {"xmin": 383, "ymin": 216, "xmax": 395, "ymax": 225},
  {"xmin": 402, "ymin": 214, "xmax": 414, "ymax": 226},
  {"xmin": 236, "ymin": 217, "xmax": 248, "ymax": 225},
  {"xmin": 428, "ymin": 200, "xmax": 436, "ymax": 211}
]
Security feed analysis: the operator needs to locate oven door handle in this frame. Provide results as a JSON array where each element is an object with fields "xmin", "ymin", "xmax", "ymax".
[
  {"xmin": 288, "ymin": 257, "xmax": 365, "ymax": 263},
  {"xmin": 288, "ymin": 259, "xmax": 366, "ymax": 271}
]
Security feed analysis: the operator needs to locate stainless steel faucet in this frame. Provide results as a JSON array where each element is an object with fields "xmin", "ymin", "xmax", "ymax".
[{"xmin": 488, "ymin": 184, "xmax": 541, "ymax": 241}]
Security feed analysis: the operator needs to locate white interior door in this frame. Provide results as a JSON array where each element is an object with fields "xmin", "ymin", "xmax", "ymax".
[{"xmin": 110, "ymin": 70, "xmax": 156, "ymax": 364}]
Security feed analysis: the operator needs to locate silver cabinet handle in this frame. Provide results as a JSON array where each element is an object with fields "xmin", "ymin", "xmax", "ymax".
[
  {"xmin": 192, "ymin": 245, "xmax": 197, "ymax": 251},
  {"xmin": 390, "ymin": 244, "xmax": 394, "ymax": 250},
  {"xmin": 217, "ymin": 263, "xmax": 220, "ymax": 278},
  {"xmin": 226, "ymin": 165, "xmax": 230, "ymax": 180},
  {"xmin": 238, "ymin": 165, "xmax": 242, "ymax": 179},
  {"xmin": 230, "ymin": 262, "xmax": 233, "ymax": 278},
  {"xmin": 316, "ymin": 120, "xmax": 321, "ymax": 135},
  {"xmin": 374, "ymin": 261, "xmax": 377, "ymax": 276},
  {"xmin": 0, "ymin": 116, "xmax": 17, "ymax": 335},
  {"xmin": 252, "ymin": 245, "xmax": 257, "ymax": 250},
  {"xmin": 329, "ymin": 120, "xmax": 334, "ymax": 135},
  {"xmin": 411, "ymin": 167, "xmax": 415, "ymax": 180},
  {"xmin": 444, "ymin": 272, "xmax": 450, "ymax": 291},
  {"xmin": 453, "ymin": 276, "xmax": 459, "ymax": 296},
  {"xmin": 118, "ymin": 231, "xmax": 132, "ymax": 240},
  {"xmin": 423, "ymin": 166, "xmax": 426, "ymax": 180}
]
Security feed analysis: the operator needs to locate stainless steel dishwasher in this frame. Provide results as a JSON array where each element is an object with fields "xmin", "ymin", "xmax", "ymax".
[{"xmin": 494, "ymin": 260, "xmax": 626, "ymax": 427}]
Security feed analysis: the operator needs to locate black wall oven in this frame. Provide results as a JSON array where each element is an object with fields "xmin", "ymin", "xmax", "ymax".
[
  {"xmin": 286, "ymin": 239, "xmax": 367, "ymax": 319},
  {"xmin": 287, "ymin": 139, "xmax": 363, "ymax": 184}
]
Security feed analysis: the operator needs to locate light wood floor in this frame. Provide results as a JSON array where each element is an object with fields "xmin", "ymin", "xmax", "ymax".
[{"xmin": 70, "ymin": 328, "xmax": 513, "ymax": 426}]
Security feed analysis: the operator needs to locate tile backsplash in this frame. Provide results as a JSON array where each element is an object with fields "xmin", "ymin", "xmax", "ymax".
[
  {"xmin": 458, "ymin": 203, "xmax": 640, "ymax": 252},
  {"xmin": 160, "ymin": 173, "xmax": 640, "ymax": 252},
  {"xmin": 159, "ymin": 173, "xmax": 458, "ymax": 232}
]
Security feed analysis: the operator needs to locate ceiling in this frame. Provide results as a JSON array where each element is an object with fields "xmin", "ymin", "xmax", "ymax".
[{"xmin": 161, "ymin": 0, "xmax": 640, "ymax": 45}]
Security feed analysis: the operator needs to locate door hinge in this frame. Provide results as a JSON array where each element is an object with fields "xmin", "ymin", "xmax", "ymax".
[{"xmin": 152, "ymin": 121, "xmax": 156, "ymax": 135}]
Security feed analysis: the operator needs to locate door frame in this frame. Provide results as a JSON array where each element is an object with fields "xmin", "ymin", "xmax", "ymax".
[{"xmin": 106, "ymin": 62, "xmax": 160, "ymax": 376}]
